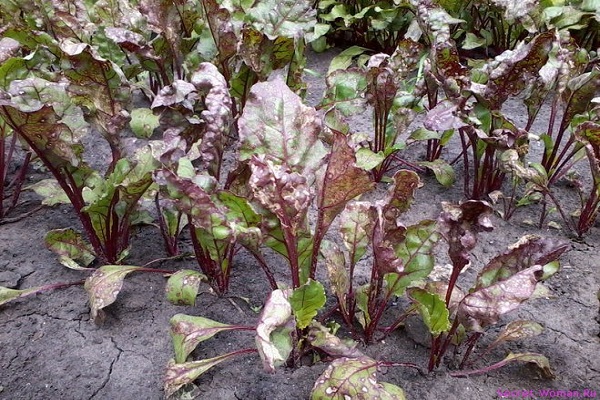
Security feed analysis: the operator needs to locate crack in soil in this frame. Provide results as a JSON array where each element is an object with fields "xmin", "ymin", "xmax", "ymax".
[{"xmin": 89, "ymin": 337, "xmax": 123, "ymax": 400}]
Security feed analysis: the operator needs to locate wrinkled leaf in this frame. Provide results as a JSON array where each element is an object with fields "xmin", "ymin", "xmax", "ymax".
[
  {"xmin": 255, "ymin": 289, "xmax": 295, "ymax": 372},
  {"xmin": 165, "ymin": 270, "xmax": 207, "ymax": 306},
  {"xmin": 475, "ymin": 235, "xmax": 568, "ymax": 290},
  {"xmin": 311, "ymin": 356, "xmax": 406, "ymax": 400},
  {"xmin": 169, "ymin": 314, "xmax": 241, "ymax": 363},
  {"xmin": 289, "ymin": 279, "xmax": 326, "ymax": 329},
  {"xmin": 84, "ymin": 265, "xmax": 144, "ymax": 322},
  {"xmin": 438, "ymin": 201, "xmax": 494, "ymax": 272},
  {"xmin": 458, "ymin": 265, "xmax": 543, "ymax": 332},
  {"xmin": 239, "ymin": 77, "xmax": 327, "ymax": 175}
]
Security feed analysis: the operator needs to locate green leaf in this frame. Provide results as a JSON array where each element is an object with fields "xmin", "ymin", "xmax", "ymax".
[
  {"xmin": 385, "ymin": 220, "xmax": 440, "ymax": 296},
  {"xmin": 130, "ymin": 108, "xmax": 160, "ymax": 138},
  {"xmin": 419, "ymin": 159, "xmax": 455, "ymax": 187},
  {"xmin": 311, "ymin": 356, "xmax": 406, "ymax": 400},
  {"xmin": 320, "ymin": 69, "xmax": 367, "ymax": 115},
  {"xmin": 164, "ymin": 353, "xmax": 242, "ymax": 398},
  {"xmin": 45, "ymin": 228, "xmax": 96, "ymax": 270},
  {"xmin": 169, "ymin": 314, "xmax": 241, "ymax": 363},
  {"xmin": 255, "ymin": 289, "xmax": 295, "ymax": 372},
  {"xmin": 408, "ymin": 288, "xmax": 451, "ymax": 336},
  {"xmin": 462, "ymin": 32, "xmax": 487, "ymax": 50},
  {"xmin": 27, "ymin": 179, "xmax": 71, "ymax": 206},
  {"xmin": 327, "ymin": 46, "xmax": 368, "ymax": 74},
  {"xmin": 84, "ymin": 265, "xmax": 144, "ymax": 322},
  {"xmin": 0, "ymin": 286, "xmax": 40, "ymax": 307},
  {"xmin": 289, "ymin": 279, "xmax": 326, "ymax": 329},
  {"xmin": 355, "ymin": 148, "xmax": 385, "ymax": 170},
  {"xmin": 165, "ymin": 270, "xmax": 207, "ymax": 306}
]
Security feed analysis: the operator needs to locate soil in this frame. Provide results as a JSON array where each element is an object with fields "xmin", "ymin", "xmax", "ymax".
[{"xmin": 1, "ymin": 49, "xmax": 599, "ymax": 400}]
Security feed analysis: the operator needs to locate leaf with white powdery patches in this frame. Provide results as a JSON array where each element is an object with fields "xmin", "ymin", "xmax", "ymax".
[
  {"xmin": 311, "ymin": 356, "xmax": 406, "ymax": 400},
  {"xmin": 247, "ymin": 0, "xmax": 316, "ymax": 40},
  {"xmin": 165, "ymin": 270, "xmax": 207, "ymax": 306},
  {"xmin": 255, "ymin": 289, "xmax": 295, "ymax": 372},
  {"xmin": 169, "ymin": 314, "xmax": 242, "ymax": 363},
  {"xmin": 164, "ymin": 353, "xmax": 242, "ymax": 398},
  {"xmin": 239, "ymin": 77, "xmax": 326, "ymax": 176},
  {"xmin": 458, "ymin": 265, "xmax": 543, "ymax": 332},
  {"xmin": 84, "ymin": 265, "xmax": 144, "ymax": 323}
]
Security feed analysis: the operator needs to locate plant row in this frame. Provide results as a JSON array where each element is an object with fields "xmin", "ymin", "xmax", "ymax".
[{"xmin": 0, "ymin": 0, "xmax": 596, "ymax": 398}]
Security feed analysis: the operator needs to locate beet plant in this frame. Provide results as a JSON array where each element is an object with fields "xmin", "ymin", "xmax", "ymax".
[{"xmin": 413, "ymin": 201, "xmax": 569, "ymax": 374}]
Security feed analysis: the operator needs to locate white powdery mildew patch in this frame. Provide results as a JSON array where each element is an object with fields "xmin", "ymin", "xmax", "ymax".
[{"xmin": 491, "ymin": 0, "xmax": 537, "ymax": 20}]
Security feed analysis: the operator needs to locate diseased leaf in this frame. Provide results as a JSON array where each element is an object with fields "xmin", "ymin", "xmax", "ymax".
[
  {"xmin": 490, "ymin": 320, "xmax": 544, "ymax": 349},
  {"xmin": 165, "ymin": 270, "xmax": 207, "ymax": 306},
  {"xmin": 311, "ymin": 356, "xmax": 406, "ymax": 400},
  {"xmin": 169, "ymin": 314, "xmax": 241, "ymax": 363},
  {"xmin": 248, "ymin": 0, "xmax": 316, "ymax": 40},
  {"xmin": 475, "ymin": 235, "xmax": 569, "ymax": 290},
  {"xmin": 0, "ymin": 78, "xmax": 90, "ymax": 166},
  {"xmin": 478, "ymin": 32, "xmax": 555, "ymax": 109},
  {"xmin": 458, "ymin": 265, "xmax": 543, "ymax": 332},
  {"xmin": 321, "ymin": 240, "xmax": 350, "ymax": 316},
  {"xmin": 340, "ymin": 201, "xmax": 376, "ymax": 264},
  {"xmin": 289, "ymin": 279, "xmax": 326, "ymax": 329},
  {"xmin": 308, "ymin": 321, "xmax": 363, "ymax": 358},
  {"xmin": 451, "ymin": 352, "xmax": 555, "ymax": 379},
  {"xmin": 408, "ymin": 288, "xmax": 451, "ymax": 336},
  {"xmin": 424, "ymin": 100, "xmax": 466, "ymax": 132},
  {"xmin": 45, "ymin": 228, "xmax": 96, "ymax": 270},
  {"xmin": 190, "ymin": 63, "xmax": 232, "ymax": 178},
  {"xmin": 255, "ymin": 289, "xmax": 295, "ymax": 372},
  {"xmin": 164, "ymin": 353, "xmax": 242, "ymax": 398},
  {"xmin": 318, "ymin": 130, "xmax": 374, "ymax": 235},
  {"xmin": 84, "ymin": 265, "xmax": 144, "ymax": 322},
  {"xmin": 438, "ymin": 201, "xmax": 494, "ymax": 272},
  {"xmin": 239, "ymin": 77, "xmax": 327, "ymax": 175}
]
